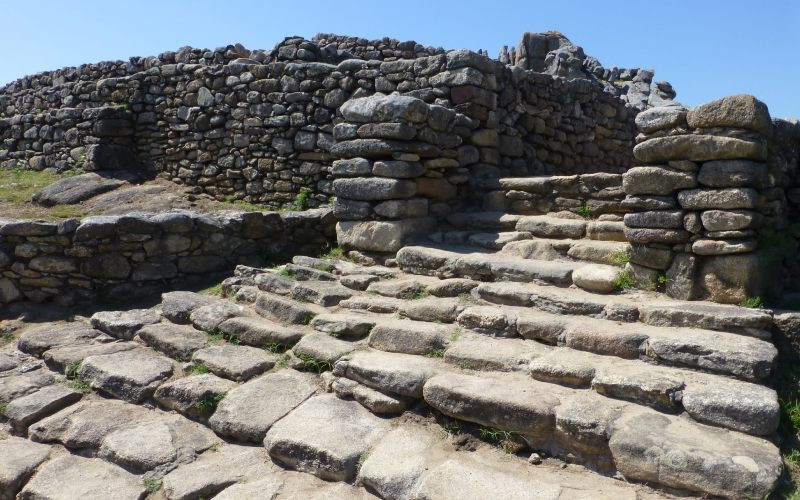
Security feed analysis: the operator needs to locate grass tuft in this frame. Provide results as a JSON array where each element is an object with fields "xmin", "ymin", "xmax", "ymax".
[
  {"xmin": 573, "ymin": 205, "xmax": 592, "ymax": 219},
  {"xmin": 194, "ymin": 393, "xmax": 225, "ymax": 413},
  {"xmin": 69, "ymin": 378, "xmax": 92, "ymax": 393},
  {"xmin": 318, "ymin": 245, "xmax": 344, "ymax": 260},
  {"xmin": 185, "ymin": 362, "xmax": 209, "ymax": 375},
  {"xmin": 143, "ymin": 478, "xmax": 162, "ymax": 493},
  {"xmin": 292, "ymin": 187, "xmax": 312, "ymax": 210},
  {"xmin": 740, "ymin": 296, "xmax": 764, "ymax": 309},
  {"xmin": 296, "ymin": 353, "xmax": 333, "ymax": 373},
  {"xmin": 613, "ymin": 269, "xmax": 635, "ymax": 290},
  {"xmin": 199, "ymin": 283, "xmax": 223, "ymax": 297},
  {"xmin": 65, "ymin": 362, "xmax": 81, "ymax": 380},
  {"xmin": 0, "ymin": 329, "xmax": 14, "ymax": 346},
  {"xmin": 426, "ymin": 347, "xmax": 445, "ymax": 358},
  {"xmin": 608, "ymin": 250, "xmax": 630, "ymax": 267},
  {"xmin": 263, "ymin": 342, "xmax": 288, "ymax": 354}
]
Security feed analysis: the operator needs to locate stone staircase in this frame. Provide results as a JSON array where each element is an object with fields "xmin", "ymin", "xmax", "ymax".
[{"xmin": 0, "ymin": 228, "xmax": 784, "ymax": 498}]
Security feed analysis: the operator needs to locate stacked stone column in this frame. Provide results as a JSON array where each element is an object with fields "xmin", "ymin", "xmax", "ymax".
[
  {"xmin": 623, "ymin": 95, "xmax": 779, "ymax": 303},
  {"xmin": 330, "ymin": 94, "xmax": 473, "ymax": 259}
]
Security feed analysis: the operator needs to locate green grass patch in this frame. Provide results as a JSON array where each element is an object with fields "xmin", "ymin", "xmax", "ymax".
[
  {"xmin": 318, "ymin": 245, "xmax": 344, "ymax": 260},
  {"xmin": 608, "ymin": 250, "xmax": 630, "ymax": 267},
  {"xmin": 411, "ymin": 289, "xmax": 429, "ymax": 300},
  {"xmin": 770, "ymin": 364, "xmax": 800, "ymax": 498},
  {"xmin": 142, "ymin": 478, "xmax": 161, "ymax": 493},
  {"xmin": 199, "ymin": 283, "xmax": 223, "ymax": 297},
  {"xmin": 296, "ymin": 353, "xmax": 333, "ymax": 373},
  {"xmin": 263, "ymin": 342, "xmax": 288, "ymax": 354},
  {"xmin": 740, "ymin": 296, "xmax": 764, "ymax": 309},
  {"xmin": 0, "ymin": 330, "xmax": 14, "ymax": 346},
  {"xmin": 426, "ymin": 347, "xmax": 445, "ymax": 358},
  {"xmin": 439, "ymin": 419, "xmax": 462, "ymax": 436},
  {"xmin": 194, "ymin": 393, "xmax": 225, "ymax": 413},
  {"xmin": 0, "ymin": 167, "xmax": 63, "ymax": 205},
  {"xmin": 185, "ymin": 362, "xmax": 209, "ymax": 375},
  {"xmin": 0, "ymin": 404, "xmax": 7, "ymax": 416},
  {"xmin": 613, "ymin": 269, "xmax": 635, "ymax": 290},
  {"xmin": 573, "ymin": 205, "xmax": 592, "ymax": 219},
  {"xmin": 69, "ymin": 378, "xmax": 92, "ymax": 393},
  {"xmin": 65, "ymin": 362, "xmax": 81, "ymax": 380},
  {"xmin": 292, "ymin": 187, "xmax": 312, "ymax": 210},
  {"xmin": 450, "ymin": 327, "xmax": 462, "ymax": 342}
]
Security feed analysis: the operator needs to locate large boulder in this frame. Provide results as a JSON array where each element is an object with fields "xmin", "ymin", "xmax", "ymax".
[
  {"xmin": 336, "ymin": 218, "xmax": 435, "ymax": 253},
  {"xmin": 686, "ymin": 94, "xmax": 771, "ymax": 134},
  {"xmin": 340, "ymin": 95, "xmax": 429, "ymax": 123},
  {"xmin": 633, "ymin": 135, "xmax": 767, "ymax": 163}
]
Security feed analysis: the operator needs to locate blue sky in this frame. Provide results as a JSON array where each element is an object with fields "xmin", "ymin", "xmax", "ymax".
[{"xmin": 2, "ymin": 0, "xmax": 798, "ymax": 118}]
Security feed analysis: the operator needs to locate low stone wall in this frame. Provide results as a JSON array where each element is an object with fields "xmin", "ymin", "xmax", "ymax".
[
  {"xmin": 0, "ymin": 106, "xmax": 137, "ymax": 172},
  {"xmin": 0, "ymin": 208, "xmax": 336, "ymax": 305},
  {"xmin": 623, "ymin": 95, "xmax": 799, "ymax": 303},
  {"xmin": 480, "ymin": 172, "xmax": 625, "ymax": 215}
]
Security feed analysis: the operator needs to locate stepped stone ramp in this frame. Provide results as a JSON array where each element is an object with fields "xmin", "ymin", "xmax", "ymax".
[{"xmin": 0, "ymin": 251, "xmax": 785, "ymax": 498}]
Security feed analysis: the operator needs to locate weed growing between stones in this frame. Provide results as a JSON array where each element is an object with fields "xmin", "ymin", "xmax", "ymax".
[
  {"xmin": 276, "ymin": 354, "xmax": 291, "ymax": 369},
  {"xmin": 426, "ymin": 348, "xmax": 445, "ymax": 358},
  {"xmin": 199, "ymin": 283, "xmax": 223, "ymax": 297},
  {"xmin": 298, "ymin": 313, "xmax": 315, "ymax": 325},
  {"xmin": 263, "ymin": 342, "xmax": 288, "ymax": 354},
  {"xmin": 613, "ymin": 269, "xmax": 635, "ymax": 290},
  {"xmin": 208, "ymin": 330, "xmax": 240, "ymax": 345},
  {"xmin": 65, "ymin": 362, "xmax": 81, "ymax": 380},
  {"xmin": 292, "ymin": 187, "xmax": 312, "ymax": 210},
  {"xmin": 355, "ymin": 448, "xmax": 372, "ymax": 475},
  {"xmin": 195, "ymin": 393, "xmax": 225, "ymax": 413},
  {"xmin": 411, "ymin": 289, "xmax": 429, "ymax": 300},
  {"xmin": 69, "ymin": 378, "xmax": 92, "ymax": 393},
  {"xmin": 608, "ymin": 250, "xmax": 631, "ymax": 267},
  {"xmin": 740, "ymin": 296, "xmax": 764, "ymax": 309},
  {"xmin": 185, "ymin": 362, "xmax": 209, "ymax": 375},
  {"xmin": 142, "ymin": 478, "xmax": 161, "ymax": 493},
  {"xmin": 297, "ymin": 353, "xmax": 333, "ymax": 373},
  {"xmin": 318, "ymin": 245, "xmax": 344, "ymax": 260},
  {"xmin": 573, "ymin": 205, "xmax": 592, "ymax": 219},
  {"xmin": 770, "ymin": 364, "xmax": 800, "ymax": 498},
  {"xmin": 450, "ymin": 327, "xmax": 462, "ymax": 342},
  {"xmin": 478, "ymin": 426, "xmax": 523, "ymax": 454},
  {"xmin": 278, "ymin": 266, "xmax": 297, "ymax": 279},
  {"xmin": 0, "ymin": 328, "xmax": 14, "ymax": 346},
  {"xmin": 0, "ymin": 404, "xmax": 6, "ymax": 416},
  {"xmin": 439, "ymin": 417, "xmax": 462, "ymax": 437}
]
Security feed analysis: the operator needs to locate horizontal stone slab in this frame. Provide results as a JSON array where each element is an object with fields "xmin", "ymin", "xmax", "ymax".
[{"xmin": 633, "ymin": 135, "xmax": 767, "ymax": 163}]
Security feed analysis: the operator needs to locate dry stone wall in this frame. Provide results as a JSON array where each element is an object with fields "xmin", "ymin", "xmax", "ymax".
[
  {"xmin": 1, "ymin": 35, "xmax": 640, "ymax": 209},
  {"xmin": 0, "ymin": 208, "xmax": 335, "ymax": 305},
  {"xmin": 624, "ymin": 95, "xmax": 800, "ymax": 304}
]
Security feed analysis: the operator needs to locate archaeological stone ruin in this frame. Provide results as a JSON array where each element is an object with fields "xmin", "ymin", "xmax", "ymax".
[{"xmin": 0, "ymin": 31, "xmax": 799, "ymax": 499}]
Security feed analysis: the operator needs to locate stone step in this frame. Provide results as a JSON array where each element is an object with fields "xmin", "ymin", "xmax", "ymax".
[
  {"xmin": 502, "ymin": 238, "xmax": 630, "ymax": 266},
  {"xmin": 470, "ymin": 280, "xmax": 773, "ymax": 338},
  {"xmin": 421, "ymin": 370, "xmax": 781, "ymax": 498},
  {"xmin": 446, "ymin": 211, "xmax": 524, "ymax": 230},
  {"xmin": 395, "ymin": 244, "xmax": 577, "ymax": 286},
  {"xmin": 455, "ymin": 303, "xmax": 776, "ymax": 381},
  {"xmin": 443, "ymin": 332, "xmax": 778, "ymax": 436},
  {"xmin": 431, "ymin": 230, "xmax": 533, "ymax": 250},
  {"xmin": 396, "ymin": 244, "xmax": 632, "ymax": 295}
]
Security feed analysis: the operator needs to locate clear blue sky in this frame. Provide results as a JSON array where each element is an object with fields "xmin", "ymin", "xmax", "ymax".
[{"xmin": 2, "ymin": 0, "xmax": 798, "ymax": 118}]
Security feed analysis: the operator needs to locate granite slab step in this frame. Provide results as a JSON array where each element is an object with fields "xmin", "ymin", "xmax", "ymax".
[
  {"xmin": 421, "ymin": 370, "xmax": 781, "ymax": 498},
  {"xmin": 455, "ymin": 303, "xmax": 776, "ymax": 381},
  {"xmin": 446, "ymin": 211, "xmax": 524, "ymax": 230}
]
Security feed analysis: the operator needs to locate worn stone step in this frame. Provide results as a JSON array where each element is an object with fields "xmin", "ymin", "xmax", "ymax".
[
  {"xmin": 515, "ymin": 215, "xmax": 587, "ymax": 239},
  {"xmin": 455, "ymin": 303, "xmax": 776, "ymax": 381},
  {"xmin": 2, "ymin": 385, "xmax": 82, "ymax": 433},
  {"xmin": 208, "ymin": 370, "xmax": 318, "ymax": 443},
  {"xmin": 333, "ymin": 349, "xmax": 442, "ymax": 399},
  {"xmin": 396, "ymin": 244, "xmax": 576, "ymax": 286},
  {"xmin": 472, "ymin": 280, "xmax": 773, "ymax": 338},
  {"xmin": 291, "ymin": 332, "xmax": 359, "ymax": 364},
  {"xmin": 290, "ymin": 280, "xmax": 354, "ymax": 306},
  {"xmin": 192, "ymin": 344, "xmax": 277, "ymax": 381},
  {"xmin": 501, "ymin": 237, "xmax": 630, "ymax": 267},
  {"xmin": 217, "ymin": 316, "xmax": 304, "ymax": 348},
  {"xmin": 310, "ymin": 312, "xmax": 378, "ymax": 339},
  {"xmin": 254, "ymin": 291, "xmax": 325, "ymax": 325},
  {"xmin": 138, "ymin": 322, "xmax": 208, "ymax": 361},
  {"xmin": 421, "ymin": 370, "xmax": 781, "ymax": 498},
  {"xmin": 444, "ymin": 332, "xmax": 777, "ymax": 435},
  {"xmin": 367, "ymin": 318, "xmax": 455, "ymax": 356},
  {"xmin": 446, "ymin": 211, "xmax": 523, "ymax": 230},
  {"xmin": 586, "ymin": 220, "xmax": 626, "ymax": 241},
  {"xmin": 263, "ymin": 393, "xmax": 390, "ymax": 481},
  {"xmin": 358, "ymin": 421, "xmax": 650, "ymax": 500}
]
